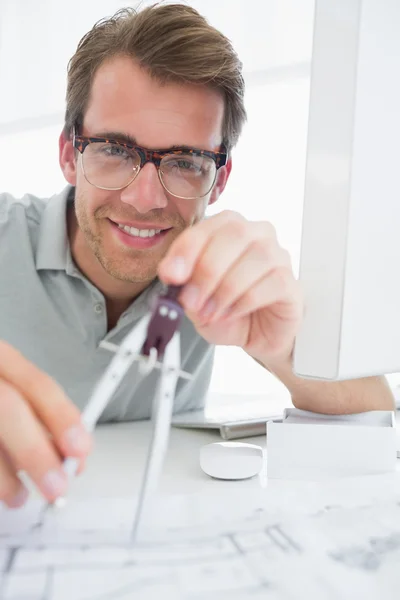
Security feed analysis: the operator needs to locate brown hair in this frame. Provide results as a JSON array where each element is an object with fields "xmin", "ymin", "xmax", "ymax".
[{"xmin": 64, "ymin": 2, "xmax": 246, "ymax": 151}]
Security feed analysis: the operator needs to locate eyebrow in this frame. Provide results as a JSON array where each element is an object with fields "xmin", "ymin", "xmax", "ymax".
[
  {"xmin": 92, "ymin": 131, "xmax": 213, "ymax": 153},
  {"xmin": 94, "ymin": 131, "xmax": 138, "ymax": 145}
]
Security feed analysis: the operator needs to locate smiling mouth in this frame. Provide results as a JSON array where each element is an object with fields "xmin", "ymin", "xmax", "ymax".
[{"xmin": 109, "ymin": 219, "xmax": 172, "ymax": 239}]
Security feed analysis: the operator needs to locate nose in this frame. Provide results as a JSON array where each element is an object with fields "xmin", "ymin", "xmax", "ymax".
[{"xmin": 119, "ymin": 162, "xmax": 168, "ymax": 213}]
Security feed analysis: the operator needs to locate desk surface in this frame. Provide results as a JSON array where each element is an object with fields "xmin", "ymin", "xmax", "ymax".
[
  {"xmin": 70, "ymin": 411, "xmax": 400, "ymax": 503},
  {"xmin": 71, "ymin": 420, "xmax": 265, "ymax": 500}
]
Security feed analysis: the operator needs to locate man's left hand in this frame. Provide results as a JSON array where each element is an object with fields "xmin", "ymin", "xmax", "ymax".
[{"xmin": 158, "ymin": 211, "xmax": 304, "ymax": 364}]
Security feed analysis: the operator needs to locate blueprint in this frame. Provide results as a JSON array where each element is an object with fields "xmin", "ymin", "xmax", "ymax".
[{"xmin": 1, "ymin": 478, "xmax": 400, "ymax": 600}]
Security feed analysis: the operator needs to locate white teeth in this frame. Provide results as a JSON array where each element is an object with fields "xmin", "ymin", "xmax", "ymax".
[{"xmin": 117, "ymin": 224, "xmax": 162, "ymax": 238}]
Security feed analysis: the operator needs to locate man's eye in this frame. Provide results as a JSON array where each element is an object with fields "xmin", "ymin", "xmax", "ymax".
[
  {"xmin": 176, "ymin": 160, "xmax": 195, "ymax": 169},
  {"xmin": 166, "ymin": 158, "xmax": 201, "ymax": 173},
  {"xmin": 102, "ymin": 144, "xmax": 129, "ymax": 158},
  {"xmin": 91, "ymin": 143, "xmax": 131, "ymax": 160}
]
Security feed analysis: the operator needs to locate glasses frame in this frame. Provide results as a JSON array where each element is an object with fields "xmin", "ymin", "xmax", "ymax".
[{"xmin": 72, "ymin": 128, "xmax": 228, "ymax": 200}]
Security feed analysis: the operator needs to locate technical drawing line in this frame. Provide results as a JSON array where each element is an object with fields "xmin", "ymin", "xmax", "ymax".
[
  {"xmin": 0, "ymin": 546, "xmax": 20, "ymax": 600},
  {"xmin": 265, "ymin": 525, "xmax": 301, "ymax": 554},
  {"xmin": 273, "ymin": 526, "xmax": 303, "ymax": 554},
  {"xmin": 226, "ymin": 534, "xmax": 245, "ymax": 555}
]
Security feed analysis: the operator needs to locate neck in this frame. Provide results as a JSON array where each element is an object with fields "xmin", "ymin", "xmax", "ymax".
[{"xmin": 67, "ymin": 205, "xmax": 153, "ymax": 328}]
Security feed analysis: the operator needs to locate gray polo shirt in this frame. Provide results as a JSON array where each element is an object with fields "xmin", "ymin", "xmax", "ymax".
[{"xmin": 0, "ymin": 186, "xmax": 214, "ymax": 421}]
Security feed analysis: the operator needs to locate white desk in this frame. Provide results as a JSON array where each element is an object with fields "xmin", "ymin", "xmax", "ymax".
[
  {"xmin": 70, "ymin": 413, "xmax": 400, "ymax": 511},
  {"xmin": 71, "ymin": 420, "xmax": 265, "ymax": 499},
  {"xmin": 68, "ymin": 387, "xmax": 400, "ymax": 502}
]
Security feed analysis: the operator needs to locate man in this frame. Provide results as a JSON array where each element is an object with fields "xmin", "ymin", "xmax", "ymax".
[{"xmin": 0, "ymin": 3, "xmax": 394, "ymax": 509}]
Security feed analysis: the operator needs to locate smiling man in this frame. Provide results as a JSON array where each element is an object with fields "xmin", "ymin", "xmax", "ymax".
[
  {"xmin": 0, "ymin": 3, "xmax": 394, "ymax": 509},
  {"xmin": 64, "ymin": 55, "xmax": 228, "ymax": 328}
]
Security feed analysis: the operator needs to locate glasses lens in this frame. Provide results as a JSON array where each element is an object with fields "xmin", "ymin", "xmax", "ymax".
[
  {"xmin": 160, "ymin": 153, "xmax": 217, "ymax": 199},
  {"xmin": 82, "ymin": 142, "xmax": 140, "ymax": 189}
]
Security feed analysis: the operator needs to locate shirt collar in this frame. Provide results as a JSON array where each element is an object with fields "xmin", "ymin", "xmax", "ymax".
[
  {"xmin": 35, "ymin": 185, "xmax": 75, "ymax": 271},
  {"xmin": 117, "ymin": 276, "xmax": 165, "ymax": 325}
]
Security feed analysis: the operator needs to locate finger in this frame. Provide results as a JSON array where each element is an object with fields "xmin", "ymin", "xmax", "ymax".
[
  {"xmin": 0, "ymin": 379, "xmax": 68, "ymax": 502},
  {"xmin": 76, "ymin": 457, "xmax": 87, "ymax": 476},
  {"xmin": 177, "ymin": 221, "xmax": 258, "ymax": 315},
  {"xmin": 158, "ymin": 210, "xmax": 253, "ymax": 284},
  {"xmin": 220, "ymin": 268, "xmax": 303, "ymax": 323},
  {"xmin": 197, "ymin": 243, "xmax": 292, "ymax": 325},
  {"xmin": 0, "ymin": 445, "xmax": 29, "ymax": 508},
  {"xmin": 0, "ymin": 341, "xmax": 92, "ymax": 459}
]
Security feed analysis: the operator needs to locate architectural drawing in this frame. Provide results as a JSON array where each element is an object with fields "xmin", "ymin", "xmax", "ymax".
[{"xmin": 1, "ymin": 494, "xmax": 400, "ymax": 599}]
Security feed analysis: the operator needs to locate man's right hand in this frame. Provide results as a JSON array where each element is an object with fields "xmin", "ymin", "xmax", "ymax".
[{"xmin": 0, "ymin": 341, "xmax": 92, "ymax": 508}]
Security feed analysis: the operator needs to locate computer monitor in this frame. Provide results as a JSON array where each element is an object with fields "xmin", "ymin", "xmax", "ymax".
[{"xmin": 293, "ymin": 0, "xmax": 400, "ymax": 381}]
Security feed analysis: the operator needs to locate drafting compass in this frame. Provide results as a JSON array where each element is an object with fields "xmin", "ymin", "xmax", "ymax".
[{"xmin": 41, "ymin": 283, "xmax": 189, "ymax": 540}]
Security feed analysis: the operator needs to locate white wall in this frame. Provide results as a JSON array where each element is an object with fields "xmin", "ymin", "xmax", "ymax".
[{"xmin": 0, "ymin": 0, "xmax": 314, "ymax": 130}]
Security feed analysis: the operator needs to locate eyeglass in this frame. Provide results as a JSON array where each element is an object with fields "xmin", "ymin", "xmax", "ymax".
[{"xmin": 73, "ymin": 129, "xmax": 227, "ymax": 200}]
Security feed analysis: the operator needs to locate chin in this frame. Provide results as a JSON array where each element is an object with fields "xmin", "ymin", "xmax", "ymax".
[{"xmin": 101, "ymin": 255, "xmax": 159, "ymax": 283}]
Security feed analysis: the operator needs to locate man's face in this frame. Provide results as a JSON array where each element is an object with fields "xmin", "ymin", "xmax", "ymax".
[{"xmin": 65, "ymin": 56, "xmax": 227, "ymax": 284}]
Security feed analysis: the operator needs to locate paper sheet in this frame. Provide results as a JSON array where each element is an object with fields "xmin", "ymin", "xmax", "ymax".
[{"xmin": 1, "ymin": 475, "xmax": 400, "ymax": 599}]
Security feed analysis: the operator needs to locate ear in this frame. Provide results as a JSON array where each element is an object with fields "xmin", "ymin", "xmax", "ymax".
[
  {"xmin": 59, "ymin": 129, "xmax": 77, "ymax": 186},
  {"xmin": 208, "ymin": 157, "xmax": 232, "ymax": 206}
]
